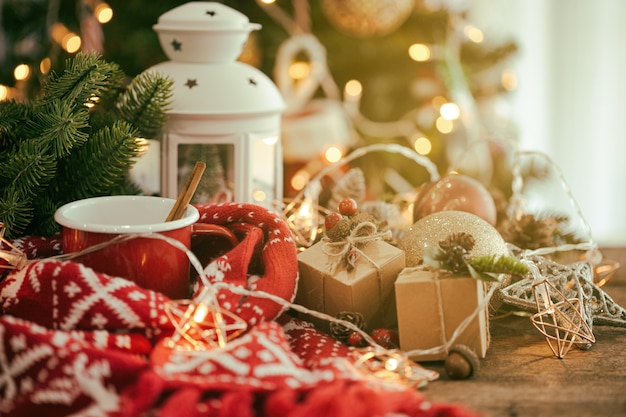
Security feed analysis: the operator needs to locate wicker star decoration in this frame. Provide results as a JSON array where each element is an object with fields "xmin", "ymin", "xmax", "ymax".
[
  {"xmin": 0, "ymin": 222, "xmax": 27, "ymax": 270},
  {"xmin": 499, "ymin": 253, "xmax": 626, "ymax": 331}
]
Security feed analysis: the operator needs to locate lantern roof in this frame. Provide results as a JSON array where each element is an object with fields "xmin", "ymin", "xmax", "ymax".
[{"xmin": 153, "ymin": 2, "xmax": 260, "ymax": 32}]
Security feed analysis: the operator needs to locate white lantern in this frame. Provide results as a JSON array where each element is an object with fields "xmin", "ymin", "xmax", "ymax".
[{"xmin": 147, "ymin": 2, "xmax": 285, "ymax": 210}]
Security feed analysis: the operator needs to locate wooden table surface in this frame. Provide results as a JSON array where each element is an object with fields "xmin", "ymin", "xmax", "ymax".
[{"xmin": 420, "ymin": 247, "xmax": 626, "ymax": 417}]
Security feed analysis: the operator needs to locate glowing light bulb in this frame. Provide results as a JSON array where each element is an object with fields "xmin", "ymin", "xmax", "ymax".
[
  {"xmin": 0, "ymin": 85, "xmax": 8, "ymax": 101},
  {"xmin": 435, "ymin": 117, "xmax": 453, "ymax": 134},
  {"xmin": 39, "ymin": 57, "xmax": 51, "ymax": 74},
  {"xmin": 324, "ymin": 146, "xmax": 343, "ymax": 163},
  {"xmin": 260, "ymin": 0, "xmax": 276, "ymax": 3},
  {"xmin": 413, "ymin": 136, "xmax": 432, "ymax": 155},
  {"xmin": 63, "ymin": 34, "xmax": 81, "ymax": 53},
  {"xmin": 95, "ymin": 3, "xmax": 113, "ymax": 24},
  {"xmin": 344, "ymin": 79, "xmax": 362, "ymax": 98},
  {"xmin": 193, "ymin": 303, "xmax": 209, "ymax": 323},
  {"xmin": 408, "ymin": 43, "xmax": 430, "ymax": 62},
  {"xmin": 291, "ymin": 170, "xmax": 310, "ymax": 191},
  {"xmin": 440, "ymin": 102, "xmax": 460, "ymax": 120},
  {"xmin": 13, "ymin": 64, "xmax": 30, "ymax": 81},
  {"xmin": 464, "ymin": 25, "xmax": 484, "ymax": 43},
  {"xmin": 385, "ymin": 357, "xmax": 399, "ymax": 371},
  {"xmin": 253, "ymin": 190, "xmax": 267, "ymax": 202},
  {"xmin": 289, "ymin": 61, "xmax": 311, "ymax": 80}
]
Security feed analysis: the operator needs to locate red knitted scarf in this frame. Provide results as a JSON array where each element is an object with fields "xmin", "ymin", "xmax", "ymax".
[{"xmin": 0, "ymin": 203, "xmax": 476, "ymax": 417}]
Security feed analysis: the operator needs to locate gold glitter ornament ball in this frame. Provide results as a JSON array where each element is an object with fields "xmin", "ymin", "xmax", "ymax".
[
  {"xmin": 321, "ymin": 0, "xmax": 414, "ymax": 38},
  {"xmin": 398, "ymin": 210, "xmax": 510, "ymax": 267}
]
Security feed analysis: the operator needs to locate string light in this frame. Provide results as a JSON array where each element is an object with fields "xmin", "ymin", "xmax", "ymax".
[
  {"xmin": 95, "ymin": 3, "xmax": 113, "ymax": 24},
  {"xmin": 13, "ymin": 64, "xmax": 30, "ymax": 81},
  {"xmin": 0, "ymin": 85, "xmax": 8, "ymax": 101},
  {"xmin": 324, "ymin": 146, "xmax": 343, "ymax": 163},
  {"xmin": 408, "ymin": 43, "xmax": 431, "ymax": 62},
  {"xmin": 413, "ymin": 136, "xmax": 432, "ymax": 155},
  {"xmin": 440, "ymin": 102, "xmax": 460, "ymax": 120},
  {"xmin": 344, "ymin": 79, "xmax": 362, "ymax": 98},
  {"xmin": 63, "ymin": 34, "xmax": 82, "ymax": 53},
  {"xmin": 291, "ymin": 169, "xmax": 311, "ymax": 191},
  {"xmin": 253, "ymin": 190, "xmax": 267, "ymax": 202},
  {"xmin": 288, "ymin": 61, "xmax": 311, "ymax": 80},
  {"xmin": 39, "ymin": 57, "xmax": 52, "ymax": 74},
  {"xmin": 435, "ymin": 117, "xmax": 454, "ymax": 134},
  {"xmin": 463, "ymin": 25, "xmax": 484, "ymax": 43}
]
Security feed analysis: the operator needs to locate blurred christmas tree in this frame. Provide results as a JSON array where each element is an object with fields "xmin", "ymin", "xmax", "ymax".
[{"xmin": 0, "ymin": 0, "xmax": 518, "ymax": 205}]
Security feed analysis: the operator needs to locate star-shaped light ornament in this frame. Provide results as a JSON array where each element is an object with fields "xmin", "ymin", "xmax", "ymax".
[
  {"xmin": 0, "ymin": 222, "xmax": 27, "ymax": 271},
  {"xmin": 499, "ymin": 253, "xmax": 626, "ymax": 357},
  {"xmin": 171, "ymin": 39, "xmax": 182, "ymax": 51},
  {"xmin": 164, "ymin": 285, "xmax": 247, "ymax": 351}
]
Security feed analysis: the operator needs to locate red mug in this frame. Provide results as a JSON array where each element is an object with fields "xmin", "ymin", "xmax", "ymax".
[{"xmin": 54, "ymin": 195, "xmax": 237, "ymax": 299}]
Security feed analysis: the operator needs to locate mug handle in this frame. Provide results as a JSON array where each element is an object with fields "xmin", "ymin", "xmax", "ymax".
[{"xmin": 192, "ymin": 223, "xmax": 239, "ymax": 248}]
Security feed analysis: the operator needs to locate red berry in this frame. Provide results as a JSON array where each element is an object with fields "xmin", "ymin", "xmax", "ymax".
[
  {"xmin": 338, "ymin": 198, "xmax": 358, "ymax": 216},
  {"xmin": 325, "ymin": 212, "xmax": 343, "ymax": 231},
  {"xmin": 370, "ymin": 328, "xmax": 399, "ymax": 349},
  {"xmin": 347, "ymin": 331, "xmax": 366, "ymax": 347}
]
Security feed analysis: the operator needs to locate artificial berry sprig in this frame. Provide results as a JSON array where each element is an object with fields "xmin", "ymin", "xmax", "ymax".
[{"xmin": 324, "ymin": 198, "xmax": 378, "ymax": 242}]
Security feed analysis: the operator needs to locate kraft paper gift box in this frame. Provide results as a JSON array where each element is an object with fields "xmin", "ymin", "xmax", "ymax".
[
  {"xmin": 395, "ymin": 268, "xmax": 489, "ymax": 362},
  {"xmin": 296, "ymin": 239, "xmax": 405, "ymax": 332}
]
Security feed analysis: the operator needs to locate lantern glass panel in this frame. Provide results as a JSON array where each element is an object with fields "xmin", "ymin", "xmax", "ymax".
[
  {"xmin": 251, "ymin": 134, "xmax": 279, "ymax": 208},
  {"xmin": 177, "ymin": 143, "xmax": 234, "ymax": 204}
]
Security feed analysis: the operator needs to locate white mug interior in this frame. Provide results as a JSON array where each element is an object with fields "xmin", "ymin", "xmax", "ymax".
[{"xmin": 54, "ymin": 195, "xmax": 199, "ymax": 234}]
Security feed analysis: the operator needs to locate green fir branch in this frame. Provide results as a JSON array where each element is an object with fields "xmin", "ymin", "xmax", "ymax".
[
  {"xmin": 117, "ymin": 70, "xmax": 173, "ymax": 139},
  {"xmin": 56, "ymin": 120, "xmax": 140, "ymax": 202},
  {"xmin": 0, "ymin": 140, "xmax": 57, "ymax": 199},
  {"xmin": 30, "ymin": 100, "xmax": 90, "ymax": 159},
  {"xmin": 467, "ymin": 255, "xmax": 529, "ymax": 282},
  {"xmin": 0, "ymin": 189, "xmax": 33, "ymax": 238},
  {"xmin": 44, "ymin": 52, "xmax": 123, "ymax": 106}
]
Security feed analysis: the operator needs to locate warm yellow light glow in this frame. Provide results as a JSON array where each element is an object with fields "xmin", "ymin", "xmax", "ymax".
[
  {"xmin": 431, "ymin": 95, "xmax": 447, "ymax": 109},
  {"xmin": 291, "ymin": 170, "xmax": 310, "ymax": 191},
  {"xmin": 408, "ymin": 43, "xmax": 431, "ymax": 62},
  {"xmin": 0, "ymin": 85, "xmax": 9, "ymax": 101},
  {"xmin": 39, "ymin": 57, "xmax": 52, "ymax": 74},
  {"xmin": 502, "ymin": 69, "xmax": 518, "ymax": 91},
  {"xmin": 435, "ymin": 117, "xmax": 453, "ymax": 133},
  {"xmin": 440, "ymin": 102, "xmax": 460, "ymax": 120},
  {"xmin": 253, "ymin": 190, "xmax": 267, "ymax": 202},
  {"xmin": 413, "ymin": 136, "xmax": 432, "ymax": 155},
  {"xmin": 50, "ymin": 22, "xmax": 68, "ymax": 44},
  {"xmin": 193, "ymin": 303, "xmax": 209, "ymax": 323},
  {"xmin": 385, "ymin": 357, "xmax": 399, "ymax": 371},
  {"xmin": 262, "ymin": 135, "xmax": 278, "ymax": 145},
  {"xmin": 289, "ymin": 61, "xmax": 311, "ymax": 80},
  {"xmin": 95, "ymin": 3, "xmax": 113, "ymax": 24},
  {"xmin": 344, "ymin": 79, "xmax": 362, "ymax": 98},
  {"xmin": 260, "ymin": 0, "xmax": 276, "ymax": 3},
  {"xmin": 63, "ymin": 34, "xmax": 82, "ymax": 53},
  {"xmin": 13, "ymin": 64, "xmax": 30, "ymax": 81},
  {"xmin": 464, "ymin": 25, "xmax": 484, "ymax": 43},
  {"xmin": 135, "ymin": 138, "xmax": 150, "ymax": 156},
  {"xmin": 324, "ymin": 146, "xmax": 343, "ymax": 163}
]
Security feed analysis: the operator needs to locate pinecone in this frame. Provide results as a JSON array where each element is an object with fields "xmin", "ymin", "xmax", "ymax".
[
  {"xmin": 330, "ymin": 311, "xmax": 366, "ymax": 343},
  {"xmin": 500, "ymin": 214, "xmax": 557, "ymax": 250},
  {"xmin": 326, "ymin": 217, "xmax": 352, "ymax": 241},
  {"xmin": 436, "ymin": 233, "xmax": 475, "ymax": 274}
]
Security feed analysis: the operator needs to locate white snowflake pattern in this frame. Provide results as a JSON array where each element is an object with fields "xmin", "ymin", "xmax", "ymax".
[
  {"xmin": 205, "ymin": 258, "xmax": 232, "ymax": 282},
  {"xmin": 64, "ymin": 281, "xmax": 82, "ymax": 298},
  {"xmin": 233, "ymin": 346, "xmax": 252, "ymax": 359},
  {"xmin": 127, "ymin": 290, "xmax": 146, "ymax": 301},
  {"xmin": 9, "ymin": 334, "xmax": 26, "ymax": 352},
  {"xmin": 90, "ymin": 313, "xmax": 108, "ymax": 329}
]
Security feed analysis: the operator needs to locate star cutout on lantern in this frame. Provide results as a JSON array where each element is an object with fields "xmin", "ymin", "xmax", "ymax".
[
  {"xmin": 206, "ymin": 10, "xmax": 216, "ymax": 17},
  {"xmin": 185, "ymin": 79, "xmax": 198, "ymax": 89},
  {"xmin": 248, "ymin": 78, "xmax": 257, "ymax": 86},
  {"xmin": 499, "ymin": 253, "xmax": 626, "ymax": 329},
  {"xmin": 171, "ymin": 39, "xmax": 182, "ymax": 51}
]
